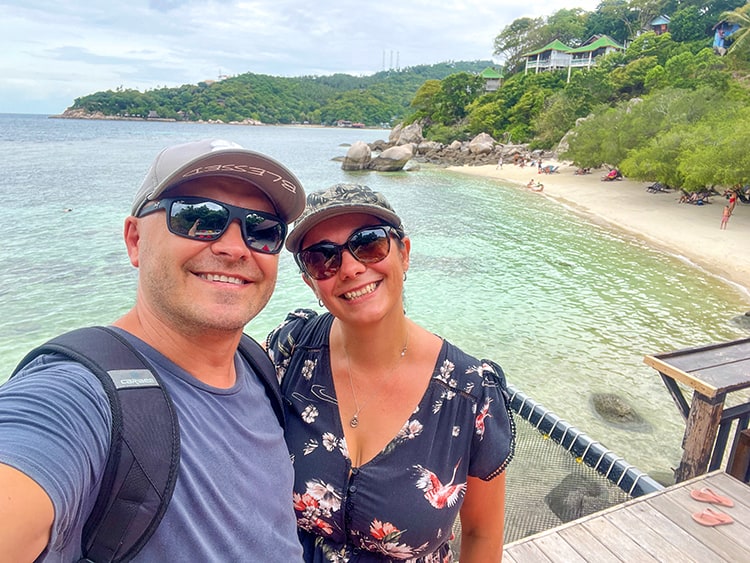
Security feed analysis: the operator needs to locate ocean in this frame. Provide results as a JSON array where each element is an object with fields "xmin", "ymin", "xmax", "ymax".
[{"xmin": 2, "ymin": 113, "xmax": 749, "ymax": 478}]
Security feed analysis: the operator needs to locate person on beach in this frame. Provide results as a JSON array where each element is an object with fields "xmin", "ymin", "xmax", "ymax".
[
  {"xmin": 728, "ymin": 190, "xmax": 737, "ymax": 215},
  {"xmin": 721, "ymin": 204, "xmax": 731, "ymax": 229},
  {"xmin": 266, "ymin": 183, "xmax": 516, "ymax": 562},
  {"xmin": 527, "ymin": 179, "xmax": 544, "ymax": 191},
  {"xmin": 0, "ymin": 139, "xmax": 306, "ymax": 561}
]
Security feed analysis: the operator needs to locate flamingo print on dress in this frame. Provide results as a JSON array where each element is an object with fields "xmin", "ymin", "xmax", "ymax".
[
  {"xmin": 475, "ymin": 397, "xmax": 493, "ymax": 439},
  {"xmin": 412, "ymin": 460, "xmax": 467, "ymax": 509}
]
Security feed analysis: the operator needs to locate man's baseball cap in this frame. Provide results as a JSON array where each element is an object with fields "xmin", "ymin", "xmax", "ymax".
[
  {"xmin": 132, "ymin": 139, "xmax": 306, "ymax": 223},
  {"xmin": 285, "ymin": 183, "xmax": 404, "ymax": 253}
]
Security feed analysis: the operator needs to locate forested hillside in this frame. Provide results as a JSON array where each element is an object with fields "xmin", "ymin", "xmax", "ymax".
[{"xmin": 66, "ymin": 61, "xmax": 492, "ymax": 126}]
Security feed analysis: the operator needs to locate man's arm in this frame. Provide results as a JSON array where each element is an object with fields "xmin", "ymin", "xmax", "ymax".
[{"xmin": 0, "ymin": 463, "xmax": 53, "ymax": 561}]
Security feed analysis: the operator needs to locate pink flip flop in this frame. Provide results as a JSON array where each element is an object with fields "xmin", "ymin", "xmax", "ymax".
[
  {"xmin": 692, "ymin": 507, "xmax": 734, "ymax": 527},
  {"xmin": 690, "ymin": 487, "xmax": 735, "ymax": 507}
]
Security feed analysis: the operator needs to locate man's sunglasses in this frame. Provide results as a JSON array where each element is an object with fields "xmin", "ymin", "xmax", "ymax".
[
  {"xmin": 137, "ymin": 197, "xmax": 287, "ymax": 254},
  {"xmin": 295, "ymin": 225, "xmax": 399, "ymax": 280}
]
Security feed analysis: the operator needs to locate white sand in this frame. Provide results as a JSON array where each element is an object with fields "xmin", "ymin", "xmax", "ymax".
[{"xmin": 448, "ymin": 161, "xmax": 750, "ymax": 296}]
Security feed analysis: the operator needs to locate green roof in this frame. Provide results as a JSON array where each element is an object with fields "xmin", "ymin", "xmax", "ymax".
[
  {"xmin": 568, "ymin": 36, "xmax": 624, "ymax": 54},
  {"xmin": 480, "ymin": 67, "xmax": 503, "ymax": 79},
  {"xmin": 522, "ymin": 39, "xmax": 572, "ymax": 57}
]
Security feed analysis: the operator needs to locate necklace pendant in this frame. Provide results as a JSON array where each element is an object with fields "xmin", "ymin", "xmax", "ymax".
[{"xmin": 349, "ymin": 415, "xmax": 359, "ymax": 428}]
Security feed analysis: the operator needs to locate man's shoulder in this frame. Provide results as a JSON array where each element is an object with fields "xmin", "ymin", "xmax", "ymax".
[{"xmin": 9, "ymin": 352, "xmax": 108, "ymax": 394}]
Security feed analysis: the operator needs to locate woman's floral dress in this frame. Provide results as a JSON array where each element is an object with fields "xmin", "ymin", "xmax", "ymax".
[{"xmin": 267, "ymin": 310, "xmax": 515, "ymax": 562}]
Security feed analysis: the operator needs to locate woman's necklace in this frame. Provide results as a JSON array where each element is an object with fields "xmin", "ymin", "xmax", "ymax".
[{"xmin": 345, "ymin": 331, "xmax": 409, "ymax": 428}]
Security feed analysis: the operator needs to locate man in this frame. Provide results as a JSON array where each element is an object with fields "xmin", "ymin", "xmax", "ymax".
[{"xmin": 0, "ymin": 139, "xmax": 305, "ymax": 561}]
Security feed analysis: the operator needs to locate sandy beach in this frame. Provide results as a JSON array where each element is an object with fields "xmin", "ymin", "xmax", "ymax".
[{"xmin": 448, "ymin": 160, "xmax": 749, "ymax": 298}]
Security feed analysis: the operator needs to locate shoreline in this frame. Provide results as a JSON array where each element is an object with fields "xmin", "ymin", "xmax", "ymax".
[{"xmin": 448, "ymin": 161, "xmax": 750, "ymax": 299}]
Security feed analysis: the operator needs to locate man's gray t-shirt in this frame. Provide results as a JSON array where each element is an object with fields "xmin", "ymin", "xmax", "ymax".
[{"xmin": 0, "ymin": 329, "xmax": 302, "ymax": 561}]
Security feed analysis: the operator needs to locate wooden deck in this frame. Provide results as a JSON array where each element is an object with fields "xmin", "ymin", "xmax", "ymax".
[
  {"xmin": 644, "ymin": 337, "xmax": 750, "ymax": 481},
  {"xmin": 503, "ymin": 471, "xmax": 750, "ymax": 562}
]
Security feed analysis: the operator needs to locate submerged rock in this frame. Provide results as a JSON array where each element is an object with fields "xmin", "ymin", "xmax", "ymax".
[
  {"xmin": 591, "ymin": 392, "xmax": 651, "ymax": 431},
  {"xmin": 545, "ymin": 474, "xmax": 611, "ymax": 522}
]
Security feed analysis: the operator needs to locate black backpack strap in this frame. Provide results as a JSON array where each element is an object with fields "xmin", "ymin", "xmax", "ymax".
[
  {"xmin": 12, "ymin": 326, "xmax": 180, "ymax": 563},
  {"xmin": 238, "ymin": 334, "xmax": 285, "ymax": 428}
]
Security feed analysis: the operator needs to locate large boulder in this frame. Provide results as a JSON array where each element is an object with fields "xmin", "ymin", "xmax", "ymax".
[
  {"xmin": 468, "ymin": 132, "xmax": 496, "ymax": 155},
  {"xmin": 368, "ymin": 144, "xmax": 414, "ymax": 171},
  {"xmin": 388, "ymin": 123, "xmax": 403, "ymax": 144},
  {"xmin": 341, "ymin": 140, "xmax": 372, "ymax": 171},
  {"xmin": 393, "ymin": 122, "xmax": 424, "ymax": 146}
]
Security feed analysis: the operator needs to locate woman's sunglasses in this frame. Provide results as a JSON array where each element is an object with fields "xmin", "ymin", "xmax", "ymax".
[
  {"xmin": 137, "ymin": 197, "xmax": 287, "ymax": 254},
  {"xmin": 295, "ymin": 225, "xmax": 399, "ymax": 280}
]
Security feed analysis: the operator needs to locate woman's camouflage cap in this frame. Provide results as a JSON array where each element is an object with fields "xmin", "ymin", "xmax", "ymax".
[{"xmin": 285, "ymin": 183, "xmax": 404, "ymax": 252}]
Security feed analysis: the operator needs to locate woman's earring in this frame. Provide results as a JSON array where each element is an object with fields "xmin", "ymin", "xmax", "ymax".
[
  {"xmin": 403, "ymin": 272, "xmax": 407, "ymax": 282},
  {"xmin": 318, "ymin": 299, "xmax": 324, "ymax": 308}
]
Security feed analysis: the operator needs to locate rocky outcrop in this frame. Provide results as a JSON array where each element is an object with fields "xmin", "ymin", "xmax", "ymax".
[
  {"xmin": 344, "ymin": 123, "xmax": 552, "ymax": 171},
  {"xmin": 342, "ymin": 141, "xmax": 372, "ymax": 170},
  {"xmin": 369, "ymin": 144, "xmax": 415, "ymax": 171},
  {"xmin": 53, "ymin": 108, "xmax": 177, "ymax": 122},
  {"xmin": 388, "ymin": 122, "xmax": 423, "ymax": 146}
]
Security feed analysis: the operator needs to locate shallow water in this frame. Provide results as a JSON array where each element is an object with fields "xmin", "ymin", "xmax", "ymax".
[{"xmin": 2, "ymin": 114, "xmax": 749, "ymax": 478}]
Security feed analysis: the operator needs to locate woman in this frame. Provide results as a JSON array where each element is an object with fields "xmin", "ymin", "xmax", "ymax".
[{"xmin": 267, "ymin": 183, "xmax": 515, "ymax": 562}]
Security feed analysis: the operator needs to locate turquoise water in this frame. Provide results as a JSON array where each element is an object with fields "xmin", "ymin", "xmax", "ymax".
[{"xmin": 2, "ymin": 114, "xmax": 749, "ymax": 478}]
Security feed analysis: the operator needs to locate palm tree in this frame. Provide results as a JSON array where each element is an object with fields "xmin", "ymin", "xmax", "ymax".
[{"xmin": 723, "ymin": 4, "xmax": 750, "ymax": 57}]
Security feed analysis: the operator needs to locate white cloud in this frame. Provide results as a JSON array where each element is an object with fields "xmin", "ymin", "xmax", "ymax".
[{"xmin": 0, "ymin": 0, "xmax": 600, "ymax": 114}]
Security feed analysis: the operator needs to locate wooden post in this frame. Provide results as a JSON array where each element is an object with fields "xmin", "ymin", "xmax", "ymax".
[
  {"xmin": 728, "ymin": 429, "xmax": 750, "ymax": 482},
  {"xmin": 675, "ymin": 391, "xmax": 725, "ymax": 482}
]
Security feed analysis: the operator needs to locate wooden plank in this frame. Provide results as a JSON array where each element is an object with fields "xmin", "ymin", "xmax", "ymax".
[
  {"xmin": 644, "ymin": 338, "xmax": 750, "ymax": 395},
  {"xmin": 650, "ymin": 338, "xmax": 750, "ymax": 367},
  {"xmin": 580, "ymin": 516, "xmax": 659, "ymax": 562},
  {"xmin": 709, "ymin": 471, "xmax": 750, "ymax": 508},
  {"xmin": 648, "ymin": 487, "xmax": 750, "ymax": 561},
  {"xmin": 643, "ymin": 355, "xmax": 717, "ymax": 396},
  {"xmin": 691, "ymin": 360, "xmax": 750, "ymax": 393},
  {"xmin": 527, "ymin": 532, "xmax": 588, "ymax": 562},
  {"xmin": 603, "ymin": 500, "xmax": 708, "ymax": 562},
  {"xmin": 504, "ymin": 472, "xmax": 750, "ymax": 562},
  {"xmin": 504, "ymin": 541, "xmax": 554, "ymax": 562},
  {"xmin": 556, "ymin": 525, "xmax": 620, "ymax": 562}
]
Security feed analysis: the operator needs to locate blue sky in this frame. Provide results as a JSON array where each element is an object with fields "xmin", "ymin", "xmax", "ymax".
[{"xmin": 2, "ymin": 0, "xmax": 599, "ymax": 115}]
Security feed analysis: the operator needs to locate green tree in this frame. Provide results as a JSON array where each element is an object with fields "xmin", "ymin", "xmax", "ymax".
[
  {"xmin": 493, "ymin": 17, "xmax": 544, "ymax": 72},
  {"xmin": 669, "ymin": 6, "xmax": 709, "ymax": 42},
  {"xmin": 584, "ymin": 0, "xmax": 637, "ymax": 44},
  {"xmin": 723, "ymin": 3, "xmax": 750, "ymax": 58},
  {"xmin": 609, "ymin": 56, "xmax": 660, "ymax": 97},
  {"xmin": 466, "ymin": 97, "xmax": 509, "ymax": 139},
  {"xmin": 621, "ymin": 128, "xmax": 688, "ymax": 187},
  {"xmin": 560, "ymin": 107, "xmax": 623, "ymax": 168},
  {"xmin": 432, "ymin": 72, "xmax": 485, "ymax": 124},
  {"xmin": 624, "ymin": 31, "xmax": 678, "ymax": 65},
  {"xmin": 678, "ymin": 104, "xmax": 750, "ymax": 187},
  {"xmin": 542, "ymin": 8, "xmax": 589, "ymax": 46},
  {"xmin": 409, "ymin": 80, "xmax": 442, "ymax": 122}
]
